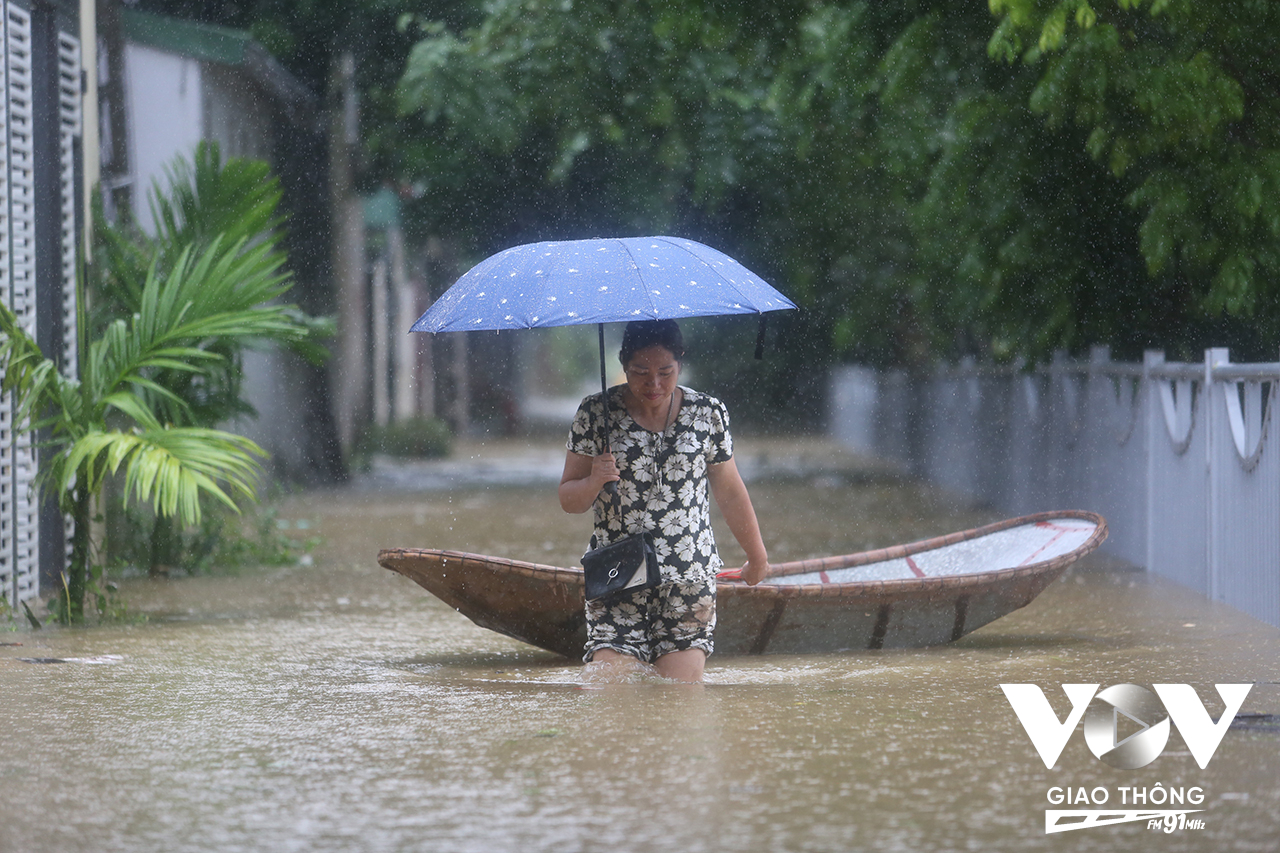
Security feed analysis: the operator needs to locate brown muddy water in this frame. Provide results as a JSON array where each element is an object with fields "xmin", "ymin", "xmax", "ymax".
[{"xmin": 1, "ymin": 439, "xmax": 1278, "ymax": 853}]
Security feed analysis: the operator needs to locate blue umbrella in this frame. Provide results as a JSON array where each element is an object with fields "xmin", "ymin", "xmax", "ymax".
[
  {"xmin": 411, "ymin": 235, "xmax": 794, "ymax": 332},
  {"xmin": 410, "ymin": 236, "xmax": 797, "ymax": 400}
]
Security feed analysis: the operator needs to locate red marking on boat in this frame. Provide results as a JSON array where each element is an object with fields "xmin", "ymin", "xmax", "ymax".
[
  {"xmin": 1020, "ymin": 530, "xmax": 1070, "ymax": 566},
  {"xmin": 905, "ymin": 556, "xmax": 926, "ymax": 578},
  {"xmin": 1021, "ymin": 520, "xmax": 1095, "ymax": 565},
  {"xmin": 819, "ymin": 571, "xmax": 831, "ymax": 583}
]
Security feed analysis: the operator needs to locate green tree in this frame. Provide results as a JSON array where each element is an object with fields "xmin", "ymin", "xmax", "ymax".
[
  {"xmin": 92, "ymin": 144, "xmax": 333, "ymax": 574},
  {"xmin": 0, "ymin": 240, "xmax": 301, "ymax": 621},
  {"xmin": 874, "ymin": 7, "xmax": 1161, "ymax": 360},
  {"xmin": 94, "ymin": 143, "xmax": 330, "ymax": 428},
  {"xmin": 0, "ymin": 144, "xmax": 324, "ymax": 621},
  {"xmin": 395, "ymin": 0, "xmax": 1280, "ymax": 369},
  {"xmin": 136, "ymin": 0, "xmax": 1278, "ymax": 390},
  {"xmin": 978, "ymin": 0, "xmax": 1280, "ymax": 353}
]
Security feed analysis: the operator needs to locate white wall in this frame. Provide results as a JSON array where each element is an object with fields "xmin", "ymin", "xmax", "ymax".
[
  {"xmin": 828, "ymin": 365, "xmax": 879, "ymax": 455},
  {"xmin": 830, "ymin": 350, "xmax": 1280, "ymax": 628},
  {"xmin": 123, "ymin": 42, "xmax": 203, "ymax": 233}
]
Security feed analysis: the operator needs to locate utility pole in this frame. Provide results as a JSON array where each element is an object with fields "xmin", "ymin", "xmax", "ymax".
[
  {"xmin": 371, "ymin": 254, "xmax": 389, "ymax": 426},
  {"xmin": 389, "ymin": 224, "xmax": 418, "ymax": 423},
  {"xmin": 329, "ymin": 52, "xmax": 366, "ymax": 454}
]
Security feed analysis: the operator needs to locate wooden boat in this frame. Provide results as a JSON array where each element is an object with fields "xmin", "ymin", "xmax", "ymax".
[{"xmin": 378, "ymin": 510, "xmax": 1107, "ymax": 658}]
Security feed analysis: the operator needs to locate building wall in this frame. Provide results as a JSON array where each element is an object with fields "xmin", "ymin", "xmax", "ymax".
[
  {"xmin": 121, "ymin": 41, "xmax": 201, "ymax": 232},
  {"xmin": 830, "ymin": 350, "xmax": 1280, "ymax": 629}
]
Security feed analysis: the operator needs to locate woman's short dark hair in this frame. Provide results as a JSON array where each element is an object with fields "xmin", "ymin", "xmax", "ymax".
[{"xmin": 619, "ymin": 319, "xmax": 684, "ymax": 366}]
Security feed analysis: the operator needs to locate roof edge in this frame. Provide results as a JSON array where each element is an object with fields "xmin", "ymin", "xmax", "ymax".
[{"xmin": 121, "ymin": 8, "xmax": 318, "ymax": 129}]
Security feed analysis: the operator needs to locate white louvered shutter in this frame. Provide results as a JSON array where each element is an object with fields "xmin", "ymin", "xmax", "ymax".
[{"xmin": 2, "ymin": 1, "xmax": 39, "ymax": 605}]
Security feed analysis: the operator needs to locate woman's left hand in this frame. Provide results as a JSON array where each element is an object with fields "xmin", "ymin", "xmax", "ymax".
[{"xmin": 739, "ymin": 559, "xmax": 769, "ymax": 586}]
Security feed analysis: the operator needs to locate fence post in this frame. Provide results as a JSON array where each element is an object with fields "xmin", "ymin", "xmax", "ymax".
[
  {"xmin": 1143, "ymin": 350, "xmax": 1165, "ymax": 575},
  {"xmin": 1205, "ymin": 347, "xmax": 1230, "ymax": 603},
  {"xmin": 1086, "ymin": 345, "xmax": 1110, "ymax": 516}
]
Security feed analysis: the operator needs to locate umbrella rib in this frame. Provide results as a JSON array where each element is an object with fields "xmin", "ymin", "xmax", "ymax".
[
  {"xmin": 650, "ymin": 236, "xmax": 754, "ymax": 310},
  {"xmin": 618, "ymin": 240, "xmax": 660, "ymax": 320}
]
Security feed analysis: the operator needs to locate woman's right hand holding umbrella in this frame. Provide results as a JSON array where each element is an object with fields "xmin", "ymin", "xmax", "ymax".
[
  {"xmin": 591, "ymin": 452, "xmax": 620, "ymax": 490},
  {"xmin": 559, "ymin": 451, "xmax": 620, "ymax": 513}
]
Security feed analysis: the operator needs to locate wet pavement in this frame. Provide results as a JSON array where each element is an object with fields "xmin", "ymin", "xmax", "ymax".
[{"xmin": 1, "ymin": 438, "xmax": 1277, "ymax": 852}]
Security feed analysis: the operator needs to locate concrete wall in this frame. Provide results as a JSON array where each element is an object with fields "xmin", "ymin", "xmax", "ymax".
[
  {"xmin": 830, "ymin": 350, "xmax": 1280, "ymax": 628},
  {"xmin": 202, "ymin": 62, "xmax": 272, "ymax": 161},
  {"xmin": 122, "ymin": 42, "xmax": 202, "ymax": 232}
]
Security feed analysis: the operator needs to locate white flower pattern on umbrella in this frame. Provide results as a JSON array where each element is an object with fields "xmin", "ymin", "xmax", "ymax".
[{"xmin": 411, "ymin": 237, "xmax": 795, "ymax": 336}]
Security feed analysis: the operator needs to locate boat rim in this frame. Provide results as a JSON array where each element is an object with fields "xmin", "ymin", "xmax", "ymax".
[{"xmin": 377, "ymin": 510, "xmax": 1109, "ymax": 599}]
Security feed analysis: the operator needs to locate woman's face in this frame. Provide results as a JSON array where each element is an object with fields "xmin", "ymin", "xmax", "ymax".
[{"xmin": 624, "ymin": 345, "xmax": 681, "ymax": 405}]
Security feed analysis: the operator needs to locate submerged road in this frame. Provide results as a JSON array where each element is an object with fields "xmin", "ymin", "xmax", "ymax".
[{"xmin": 2, "ymin": 438, "xmax": 1277, "ymax": 852}]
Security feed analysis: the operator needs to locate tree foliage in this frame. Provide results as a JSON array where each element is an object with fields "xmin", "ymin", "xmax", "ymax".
[
  {"xmin": 95, "ymin": 143, "xmax": 332, "ymax": 427},
  {"xmin": 0, "ymin": 243, "xmax": 281, "ymax": 620},
  {"xmin": 393, "ymin": 0, "xmax": 1280, "ymax": 369},
  {"xmin": 134, "ymin": 1, "xmax": 1280, "ymax": 372},
  {"xmin": 987, "ymin": 1, "xmax": 1280, "ymax": 335},
  {"xmin": 0, "ymin": 145, "xmax": 324, "ymax": 621}
]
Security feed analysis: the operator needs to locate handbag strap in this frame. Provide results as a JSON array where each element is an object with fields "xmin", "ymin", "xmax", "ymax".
[{"xmin": 599, "ymin": 389, "xmax": 675, "ymax": 534}]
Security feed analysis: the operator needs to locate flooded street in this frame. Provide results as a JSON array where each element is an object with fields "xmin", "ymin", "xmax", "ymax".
[{"xmin": 2, "ymin": 440, "xmax": 1278, "ymax": 852}]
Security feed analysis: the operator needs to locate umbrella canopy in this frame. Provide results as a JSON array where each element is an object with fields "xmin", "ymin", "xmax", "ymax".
[
  {"xmin": 410, "ymin": 236, "xmax": 795, "ymax": 333},
  {"xmin": 411, "ymin": 237, "xmax": 796, "ymax": 457}
]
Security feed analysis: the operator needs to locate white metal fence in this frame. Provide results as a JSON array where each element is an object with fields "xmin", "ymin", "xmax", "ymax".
[{"xmin": 831, "ymin": 347, "xmax": 1280, "ymax": 628}]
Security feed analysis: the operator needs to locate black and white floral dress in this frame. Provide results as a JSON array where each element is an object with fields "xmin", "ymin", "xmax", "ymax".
[{"xmin": 567, "ymin": 385, "xmax": 734, "ymax": 585}]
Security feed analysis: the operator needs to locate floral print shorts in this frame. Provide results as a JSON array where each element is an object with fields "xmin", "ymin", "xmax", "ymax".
[{"xmin": 584, "ymin": 578, "xmax": 716, "ymax": 663}]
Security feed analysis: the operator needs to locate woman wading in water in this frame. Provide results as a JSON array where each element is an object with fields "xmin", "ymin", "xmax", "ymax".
[{"xmin": 559, "ymin": 320, "xmax": 769, "ymax": 682}]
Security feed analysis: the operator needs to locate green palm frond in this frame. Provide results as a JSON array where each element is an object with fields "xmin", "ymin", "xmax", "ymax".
[
  {"xmin": 149, "ymin": 141, "xmax": 284, "ymax": 254},
  {"xmin": 89, "ymin": 193, "xmax": 155, "ymax": 326},
  {"xmin": 81, "ymin": 237, "xmax": 309, "ymax": 424},
  {"xmin": 2, "ymin": 144, "xmax": 328, "ymax": 620},
  {"xmin": 63, "ymin": 427, "xmax": 265, "ymax": 526},
  {"xmin": 94, "ymin": 142, "xmax": 287, "ymax": 323},
  {"xmin": 0, "ymin": 304, "xmax": 77, "ymax": 431}
]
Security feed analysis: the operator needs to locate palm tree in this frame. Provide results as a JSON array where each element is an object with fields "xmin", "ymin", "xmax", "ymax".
[
  {"xmin": 0, "ymin": 221, "xmax": 315, "ymax": 623},
  {"xmin": 103, "ymin": 142, "xmax": 329, "ymax": 579},
  {"xmin": 93, "ymin": 142, "xmax": 330, "ymax": 429}
]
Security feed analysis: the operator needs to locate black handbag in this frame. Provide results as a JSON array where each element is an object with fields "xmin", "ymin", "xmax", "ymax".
[
  {"xmin": 580, "ymin": 390, "xmax": 673, "ymax": 603},
  {"xmin": 582, "ymin": 531, "xmax": 660, "ymax": 602}
]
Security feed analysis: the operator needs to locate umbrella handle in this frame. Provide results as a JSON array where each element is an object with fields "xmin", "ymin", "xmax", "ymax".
[{"xmin": 598, "ymin": 323, "xmax": 609, "ymax": 404}]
